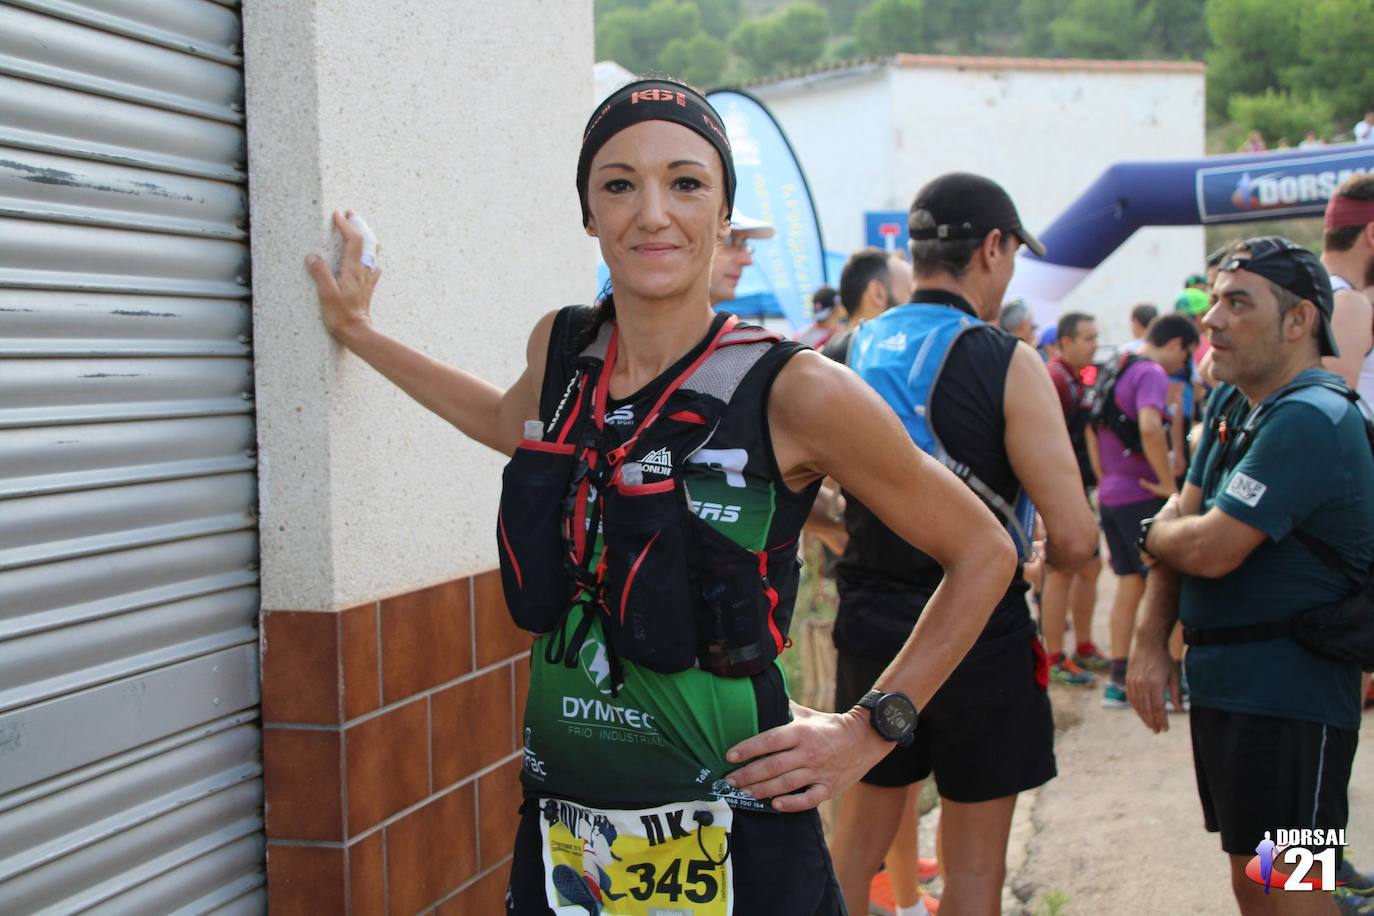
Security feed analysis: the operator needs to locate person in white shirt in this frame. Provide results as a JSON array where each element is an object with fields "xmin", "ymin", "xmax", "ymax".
[
  {"xmin": 1319, "ymin": 174, "xmax": 1374, "ymax": 400},
  {"xmin": 1354, "ymin": 110, "xmax": 1374, "ymax": 144}
]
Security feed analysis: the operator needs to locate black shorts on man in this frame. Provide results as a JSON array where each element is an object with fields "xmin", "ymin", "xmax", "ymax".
[
  {"xmin": 1190, "ymin": 706, "xmax": 1355, "ymax": 865},
  {"xmin": 835, "ymin": 629, "xmax": 1056, "ymax": 802},
  {"xmin": 1100, "ymin": 497, "xmax": 1164, "ymax": 577}
]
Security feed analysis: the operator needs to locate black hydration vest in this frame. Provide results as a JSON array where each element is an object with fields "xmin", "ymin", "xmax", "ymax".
[
  {"xmin": 1089, "ymin": 352, "xmax": 1169, "ymax": 456},
  {"xmin": 497, "ymin": 308, "xmax": 819, "ymax": 690},
  {"xmin": 1183, "ymin": 379, "xmax": 1374, "ymax": 670}
]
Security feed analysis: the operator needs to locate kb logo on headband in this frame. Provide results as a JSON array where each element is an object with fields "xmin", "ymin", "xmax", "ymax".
[{"xmin": 632, "ymin": 88, "xmax": 687, "ymax": 107}]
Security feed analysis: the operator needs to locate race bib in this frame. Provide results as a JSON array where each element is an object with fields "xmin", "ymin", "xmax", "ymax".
[{"xmin": 539, "ymin": 798, "xmax": 733, "ymax": 916}]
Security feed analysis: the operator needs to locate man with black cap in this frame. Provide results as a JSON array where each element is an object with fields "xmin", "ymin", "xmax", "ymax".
[
  {"xmin": 1129, "ymin": 237, "xmax": 1374, "ymax": 913},
  {"xmin": 828, "ymin": 172, "xmax": 1097, "ymax": 915}
]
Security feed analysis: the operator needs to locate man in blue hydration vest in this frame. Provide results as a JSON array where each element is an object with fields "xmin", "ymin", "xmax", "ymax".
[
  {"xmin": 828, "ymin": 173, "xmax": 1098, "ymax": 916},
  {"xmin": 1130, "ymin": 237, "xmax": 1374, "ymax": 914}
]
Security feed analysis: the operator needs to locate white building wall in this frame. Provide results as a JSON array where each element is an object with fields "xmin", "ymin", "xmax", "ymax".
[
  {"xmin": 245, "ymin": 0, "xmax": 595, "ymax": 611},
  {"xmin": 751, "ymin": 67, "xmax": 898, "ymax": 257},
  {"xmin": 757, "ymin": 61, "xmax": 1206, "ymax": 344}
]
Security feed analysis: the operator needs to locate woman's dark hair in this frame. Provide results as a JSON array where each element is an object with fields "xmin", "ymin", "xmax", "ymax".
[
  {"xmin": 576, "ymin": 76, "xmax": 732, "ymax": 352},
  {"xmin": 577, "ymin": 282, "xmax": 618, "ymax": 352}
]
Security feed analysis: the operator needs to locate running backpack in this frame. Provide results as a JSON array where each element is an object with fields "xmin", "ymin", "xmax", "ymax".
[
  {"xmin": 1182, "ymin": 379, "xmax": 1374, "ymax": 670},
  {"xmin": 847, "ymin": 302, "xmax": 1036, "ymax": 557},
  {"xmin": 1087, "ymin": 352, "xmax": 1166, "ymax": 455}
]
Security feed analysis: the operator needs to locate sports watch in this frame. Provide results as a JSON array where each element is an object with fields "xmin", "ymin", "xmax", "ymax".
[
  {"xmin": 1137, "ymin": 515, "xmax": 1157, "ymax": 557},
  {"xmin": 856, "ymin": 689, "xmax": 917, "ymax": 747}
]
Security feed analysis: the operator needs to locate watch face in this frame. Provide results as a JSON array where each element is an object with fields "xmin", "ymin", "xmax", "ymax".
[{"xmin": 877, "ymin": 695, "xmax": 916, "ymax": 740}]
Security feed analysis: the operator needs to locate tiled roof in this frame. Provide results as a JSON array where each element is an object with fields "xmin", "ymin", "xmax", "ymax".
[{"xmin": 744, "ymin": 53, "xmax": 1205, "ymax": 89}]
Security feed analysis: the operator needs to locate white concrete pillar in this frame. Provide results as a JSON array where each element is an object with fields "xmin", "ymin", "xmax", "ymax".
[{"xmin": 242, "ymin": 1, "xmax": 595, "ymax": 611}]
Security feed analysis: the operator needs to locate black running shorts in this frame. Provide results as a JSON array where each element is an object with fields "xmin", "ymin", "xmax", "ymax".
[
  {"xmin": 834, "ymin": 632, "xmax": 1057, "ymax": 803},
  {"xmin": 1099, "ymin": 497, "xmax": 1165, "ymax": 577},
  {"xmin": 506, "ymin": 800, "xmax": 847, "ymax": 915},
  {"xmin": 1190, "ymin": 705, "xmax": 1356, "ymax": 864}
]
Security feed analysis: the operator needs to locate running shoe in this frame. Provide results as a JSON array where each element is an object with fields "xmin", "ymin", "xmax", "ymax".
[
  {"xmin": 1337, "ymin": 856, "xmax": 1374, "ymax": 894},
  {"xmin": 869, "ymin": 871, "xmax": 941, "ymax": 916},
  {"xmin": 1049, "ymin": 656, "xmax": 1096, "ymax": 687},
  {"xmin": 1072, "ymin": 642, "xmax": 1110, "ymax": 673},
  {"xmin": 1101, "ymin": 681, "xmax": 1129, "ymax": 708}
]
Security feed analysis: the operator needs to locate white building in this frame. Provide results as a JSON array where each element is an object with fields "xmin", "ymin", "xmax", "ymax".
[{"xmin": 749, "ymin": 54, "xmax": 1206, "ymax": 343}]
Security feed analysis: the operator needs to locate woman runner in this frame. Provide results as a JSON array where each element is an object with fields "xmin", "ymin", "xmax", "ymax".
[{"xmin": 305, "ymin": 78, "xmax": 1016, "ymax": 915}]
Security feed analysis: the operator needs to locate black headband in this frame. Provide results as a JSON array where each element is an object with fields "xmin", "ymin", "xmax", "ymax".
[{"xmin": 576, "ymin": 79, "xmax": 735, "ymax": 227}]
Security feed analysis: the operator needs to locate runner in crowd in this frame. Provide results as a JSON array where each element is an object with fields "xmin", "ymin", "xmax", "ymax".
[
  {"xmin": 1321, "ymin": 174, "xmax": 1374, "ymax": 398},
  {"xmin": 1168, "ymin": 290, "xmax": 1209, "ymax": 484},
  {"xmin": 1320, "ymin": 173, "xmax": 1374, "ymax": 716},
  {"xmin": 1119, "ymin": 302, "xmax": 1158, "ymax": 355},
  {"xmin": 1086, "ymin": 314, "xmax": 1198, "ymax": 709},
  {"xmin": 998, "ymin": 299, "xmax": 1038, "ymax": 347},
  {"xmin": 306, "ymin": 78, "xmax": 1018, "ymax": 915},
  {"xmin": 826, "ymin": 172, "xmax": 1097, "ymax": 916},
  {"xmin": 1037, "ymin": 324, "xmax": 1059, "ymax": 361},
  {"xmin": 822, "ymin": 247, "xmax": 913, "ymax": 363},
  {"xmin": 794, "ymin": 284, "xmax": 846, "ymax": 349},
  {"xmin": 1042, "ymin": 311, "xmax": 1106, "ymax": 685},
  {"xmin": 1129, "ymin": 237, "xmax": 1374, "ymax": 914},
  {"xmin": 707, "ymin": 211, "xmax": 774, "ymax": 306}
]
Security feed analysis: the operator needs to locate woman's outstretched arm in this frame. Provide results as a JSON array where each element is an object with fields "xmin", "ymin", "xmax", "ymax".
[{"xmin": 305, "ymin": 210, "xmax": 552, "ymax": 456}]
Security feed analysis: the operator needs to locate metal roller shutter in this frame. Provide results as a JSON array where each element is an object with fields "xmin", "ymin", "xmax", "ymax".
[{"xmin": 0, "ymin": 0, "xmax": 264, "ymax": 911}]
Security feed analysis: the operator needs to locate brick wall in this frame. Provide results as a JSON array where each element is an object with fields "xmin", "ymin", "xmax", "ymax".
[{"xmin": 261, "ymin": 569, "xmax": 531, "ymax": 914}]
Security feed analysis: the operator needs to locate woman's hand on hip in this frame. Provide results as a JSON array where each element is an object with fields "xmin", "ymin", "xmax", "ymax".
[{"xmin": 723, "ymin": 704, "xmax": 892, "ymax": 813}]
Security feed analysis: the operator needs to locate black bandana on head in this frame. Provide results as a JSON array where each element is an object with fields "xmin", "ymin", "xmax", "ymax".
[{"xmin": 576, "ymin": 79, "xmax": 735, "ymax": 227}]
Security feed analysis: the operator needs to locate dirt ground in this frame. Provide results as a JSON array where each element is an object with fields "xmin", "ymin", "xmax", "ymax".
[
  {"xmin": 980, "ymin": 577, "xmax": 1374, "ymax": 915},
  {"xmin": 797, "ymin": 545, "xmax": 1374, "ymax": 915}
]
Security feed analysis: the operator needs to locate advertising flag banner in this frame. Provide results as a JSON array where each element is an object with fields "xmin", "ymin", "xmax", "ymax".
[{"xmin": 708, "ymin": 89, "xmax": 827, "ymax": 329}]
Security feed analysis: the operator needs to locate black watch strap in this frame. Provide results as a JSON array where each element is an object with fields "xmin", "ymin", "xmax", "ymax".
[
  {"xmin": 857, "ymin": 689, "xmax": 917, "ymax": 747},
  {"xmin": 1138, "ymin": 515, "xmax": 1156, "ymax": 556}
]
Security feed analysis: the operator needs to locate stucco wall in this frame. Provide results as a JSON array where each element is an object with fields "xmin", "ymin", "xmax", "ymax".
[
  {"xmin": 244, "ymin": 1, "xmax": 595, "ymax": 611},
  {"xmin": 756, "ymin": 61, "xmax": 1206, "ymax": 344}
]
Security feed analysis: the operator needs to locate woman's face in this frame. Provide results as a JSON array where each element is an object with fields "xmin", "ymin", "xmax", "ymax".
[{"xmin": 586, "ymin": 121, "xmax": 729, "ymax": 304}]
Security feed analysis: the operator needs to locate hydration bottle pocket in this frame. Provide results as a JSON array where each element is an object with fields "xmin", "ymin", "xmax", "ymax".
[
  {"xmin": 600, "ymin": 480, "xmax": 697, "ymax": 673},
  {"xmin": 497, "ymin": 440, "xmax": 576, "ymax": 633},
  {"xmin": 689, "ymin": 521, "xmax": 794, "ymax": 678}
]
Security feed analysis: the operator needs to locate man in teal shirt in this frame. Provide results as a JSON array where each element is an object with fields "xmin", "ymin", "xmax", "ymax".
[{"xmin": 1128, "ymin": 237, "xmax": 1373, "ymax": 913}]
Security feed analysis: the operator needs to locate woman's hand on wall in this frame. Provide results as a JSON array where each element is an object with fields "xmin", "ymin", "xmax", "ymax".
[{"xmin": 305, "ymin": 209, "xmax": 382, "ymax": 344}]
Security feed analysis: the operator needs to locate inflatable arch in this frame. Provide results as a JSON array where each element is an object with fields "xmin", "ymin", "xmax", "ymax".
[{"xmin": 1009, "ymin": 142, "xmax": 1374, "ymax": 326}]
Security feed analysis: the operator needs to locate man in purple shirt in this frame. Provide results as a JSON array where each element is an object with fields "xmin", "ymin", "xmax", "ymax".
[{"xmin": 1087, "ymin": 314, "xmax": 1199, "ymax": 707}]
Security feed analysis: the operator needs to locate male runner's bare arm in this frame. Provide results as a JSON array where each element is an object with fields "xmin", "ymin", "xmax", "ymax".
[
  {"xmin": 1323, "ymin": 289, "xmax": 1373, "ymax": 388},
  {"xmin": 723, "ymin": 350, "xmax": 1018, "ymax": 813},
  {"xmin": 1127, "ymin": 484, "xmax": 1202, "ymax": 733},
  {"xmin": 306, "ymin": 210, "xmax": 547, "ymax": 456},
  {"xmin": 1136, "ymin": 407, "xmax": 1178, "ymax": 498},
  {"xmin": 1166, "ymin": 378, "xmax": 1186, "ymax": 478},
  {"xmin": 1084, "ymin": 424, "xmax": 1103, "ymax": 485},
  {"xmin": 1002, "ymin": 343, "xmax": 1097, "ymax": 571},
  {"xmin": 1144, "ymin": 500, "xmax": 1267, "ymax": 578}
]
